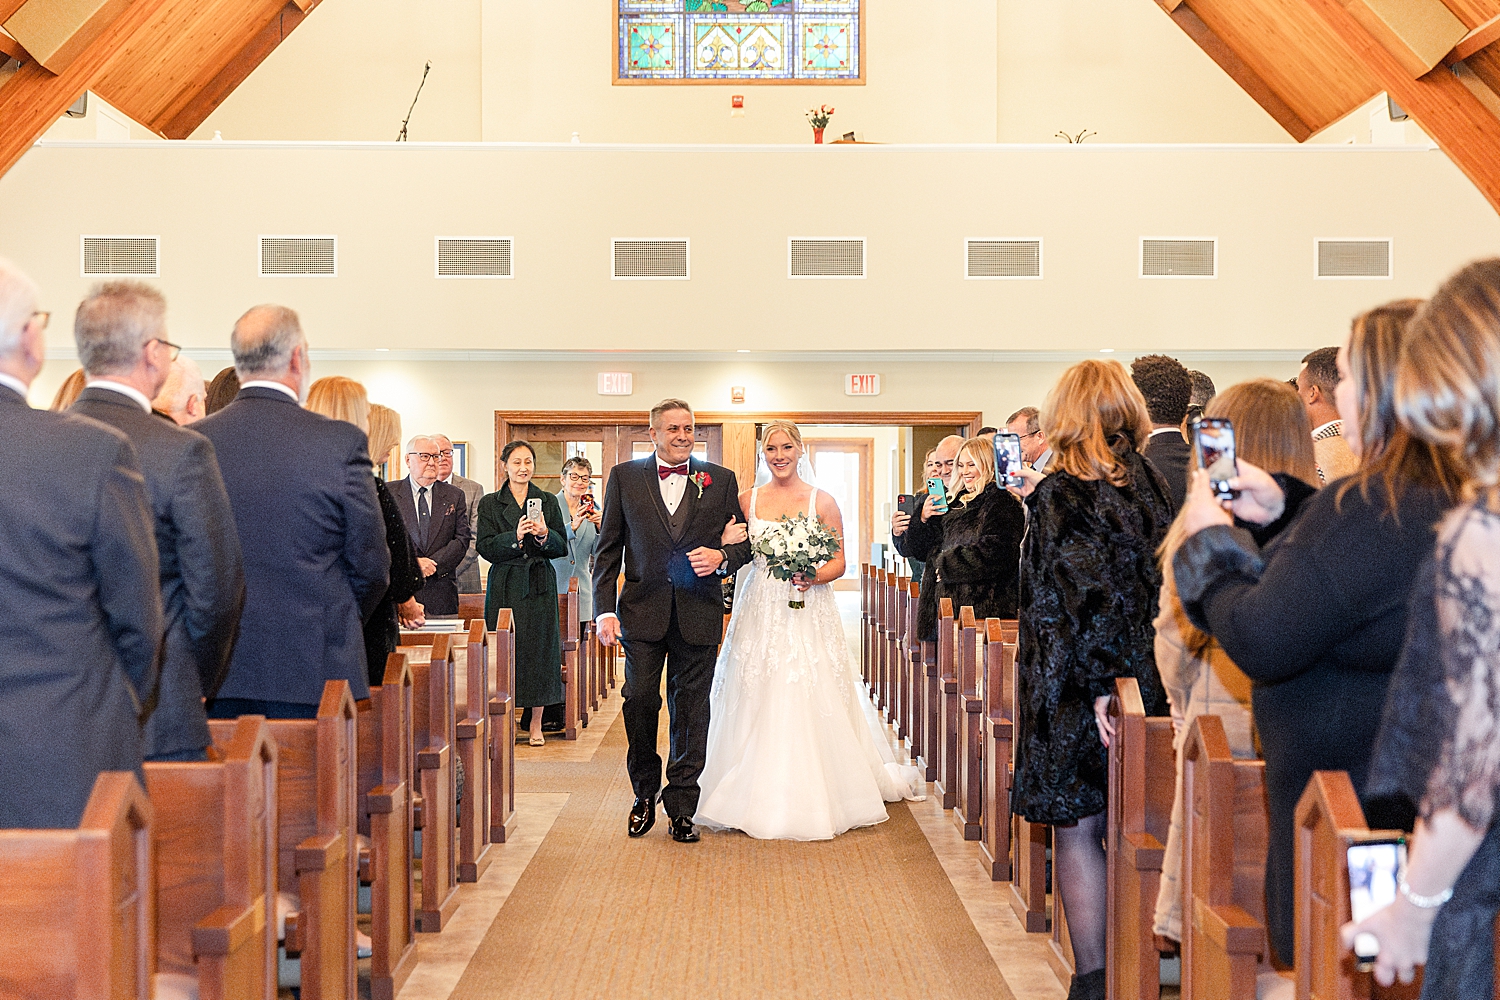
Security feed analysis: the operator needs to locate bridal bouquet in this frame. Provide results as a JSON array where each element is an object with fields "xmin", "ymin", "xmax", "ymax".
[{"xmin": 755, "ymin": 513, "xmax": 841, "ymax": 609}]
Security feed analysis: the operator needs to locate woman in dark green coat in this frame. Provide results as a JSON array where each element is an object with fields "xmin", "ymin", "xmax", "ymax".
[{"xmin": 477, "ymin": 440, "xmax": 568, "ymax": 747}]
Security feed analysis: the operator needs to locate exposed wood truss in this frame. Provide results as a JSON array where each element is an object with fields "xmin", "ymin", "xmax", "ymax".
[
  {"xmin": 0, "ymin": 0, "xmax": 319, "ymax": 178},
  {"xmin": 1156, "ymin": 0, "xmax": 1500, "ymax": 214}
]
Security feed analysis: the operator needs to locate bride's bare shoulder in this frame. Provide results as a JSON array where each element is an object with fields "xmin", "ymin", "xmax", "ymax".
[
  {"xmin": 813, "ymin": 489, "xmax": 843, "ymax": 525},
  {"xmin": 739, "ymin": 487, "xmax": 754, "ymax": 509}
]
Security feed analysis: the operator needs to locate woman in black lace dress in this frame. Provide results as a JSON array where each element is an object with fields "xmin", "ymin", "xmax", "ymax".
[
  {"xmin": 1345, "ymin": 259, "xmax": 1500, "ymax": 997},
  {"xmin": 1010, "ymin": 360, "xmax": 1175, "ymax": 1000}
]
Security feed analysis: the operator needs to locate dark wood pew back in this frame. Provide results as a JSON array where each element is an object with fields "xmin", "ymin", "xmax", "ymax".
[
  {"xmin": 978, "ymin": 620, "xmax": 1015, "ymax": 880},
  {"xmin": 558, "ymin": 582, "xmax": 580, "ymax": 739},
  {"xmin": 454, "ymin": 620, "xmax": 493, "ymax": 877},
  {"xmin": 954, "ymin": 606, "xmax": 983, "ymax": 840},
  {"xmin": 358, "ymin": 656, "xmax": 416, "ymax": 1000},
  {"xmin": 488, "ymin": 609, "xmax": 519, "ymax": 843},
  {"xmin": 399, "ymin": 637, "xmax": 460, "ymax": 931},
  {"xmin": 0, "ymin": 772, "xmax": 153, "ymax": 1000},
  {"xmin": 935, "ymin": 597, "xmax": 959, "ymax": 809}
]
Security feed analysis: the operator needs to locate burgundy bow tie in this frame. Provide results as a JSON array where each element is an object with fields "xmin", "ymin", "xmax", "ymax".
[{"xmin": 658, "ymin": 464, "xmax": 689, "ymax": 480}]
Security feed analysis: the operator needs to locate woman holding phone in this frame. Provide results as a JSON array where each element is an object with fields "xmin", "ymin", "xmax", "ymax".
[{"xmin": 477, "ymin": 439, "xmax": 568, "ymax": 747}]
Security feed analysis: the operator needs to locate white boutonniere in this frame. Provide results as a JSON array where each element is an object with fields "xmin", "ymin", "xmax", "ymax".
[{"xmin": 692, "ymin": 471, "xmax": 712, "ymax": 498}]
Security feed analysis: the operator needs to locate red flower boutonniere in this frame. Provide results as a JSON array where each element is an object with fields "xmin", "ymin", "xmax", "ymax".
[{"xmin": 692, "ymin": 471, "xmax": 712, "ymax": 498}]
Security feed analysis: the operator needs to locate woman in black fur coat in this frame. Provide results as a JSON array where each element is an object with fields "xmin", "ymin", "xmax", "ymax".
[
  {"xmin": 1011, "ymin": 360, "xmax": 1174, "ymax": 1000},
  {"xmin": 912, "ymin": 437, "xmax": 1024, "ymax": 634}
]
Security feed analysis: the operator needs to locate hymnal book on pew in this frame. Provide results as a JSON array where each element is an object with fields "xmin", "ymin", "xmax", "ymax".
[{"xmin": 406, "ymin": 620, "xmax": 465, "ymax": 633}]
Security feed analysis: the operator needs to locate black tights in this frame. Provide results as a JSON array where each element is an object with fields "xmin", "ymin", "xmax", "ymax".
[{"xmin": 1053, "ymin": 811, "xmax": 1107, "ymax": 976}]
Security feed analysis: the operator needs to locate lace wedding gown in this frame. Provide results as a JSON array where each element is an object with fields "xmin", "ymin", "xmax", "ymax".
[{"xmin": 693, "ymin": 485, "xmax": 923, "ymax": 841}]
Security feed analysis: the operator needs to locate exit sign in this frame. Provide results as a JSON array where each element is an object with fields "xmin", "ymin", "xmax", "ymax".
[
  {"xmin": 845, "ymin": 374, "xmax": 881, "ymax": 396},
  {"xmin": 598, "ymin": 372, "xmax": 633, "ymax": 395}
]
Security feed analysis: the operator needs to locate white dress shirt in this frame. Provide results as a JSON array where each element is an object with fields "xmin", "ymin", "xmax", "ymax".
[
  {"xmin": 1311, "ymin": 419, "xmax": 1344, "ymax": 441},
  {"xmin": 0, "ymin": 372, "xmax": 29, "ymax": 399},
  {"xmin": 86, "ymin": 379, "xmax": 153, "ymax": 412},
  {"xmin": 657, "ymin": 454, "xmax": 689, "ymax": 515},
  {"xmin": 240, "ymin": 379, "xmax": 299, "ymax": 401}
]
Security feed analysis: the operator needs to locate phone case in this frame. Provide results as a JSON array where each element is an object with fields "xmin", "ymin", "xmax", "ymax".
[{"xmin": 926, "ymin": 477, "xmax": 949, "ymax": 512}]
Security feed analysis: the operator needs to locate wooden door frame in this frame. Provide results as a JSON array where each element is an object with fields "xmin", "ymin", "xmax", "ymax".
[
  {"xmin": 804, "ymin": 437, "xmax": 873, "ymax": 591},
  {"xmin": 494, "ymin": 410, "xmax": 982, "ymax": 490}
]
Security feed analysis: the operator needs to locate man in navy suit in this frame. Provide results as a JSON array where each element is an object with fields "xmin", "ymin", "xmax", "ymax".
[
  {"xmin": 0, "ymin": 258, "xmax": 161, "ymax": 827},
  {"xmin": 197, "ymin": 304, "xmax": 389, "ymax": 717},
  {"xmin": 390, "ymin": 434, "xmax": 471, "ymax": 616},
  {"xmin": 71, "ymin": 281, "xmax": 245, "ymax": 761}
]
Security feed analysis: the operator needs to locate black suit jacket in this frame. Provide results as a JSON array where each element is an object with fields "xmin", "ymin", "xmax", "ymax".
[
  {"xmin": 592, "ymin": 456, "xmax": 750, "ymax": 646},
  {"xmin": 0, "ymin": 384, "xmax": 161, "ymax": 827},
  {"xmin": 388, "ymin": 477, "xmax": 471, "ymax": 616},
  {"xmin": 196, "ymin": 386, "xmax": 389, "ymax": 703},
  {"xmin": 1145, "ymin": 430, "xmax": 1191, "ymax": 513},
  {"xmin": 72, "ymin": 387, "xmax": 245, "ymax": 757}
]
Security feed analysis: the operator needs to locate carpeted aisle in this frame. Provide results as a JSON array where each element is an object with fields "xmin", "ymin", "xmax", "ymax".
[{"xmin": 447, "ymin": 706, "xmax": 1016, "ymax": 1000}]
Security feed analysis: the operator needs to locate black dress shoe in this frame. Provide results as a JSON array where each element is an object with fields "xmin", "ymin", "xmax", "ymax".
[
  {"xmin": 628, "ymin": 797, "xmax": 655, "ymax": 838},
  {"xmin": 668, "ymin": 815, "xmax": 699, "ymax": 843}
]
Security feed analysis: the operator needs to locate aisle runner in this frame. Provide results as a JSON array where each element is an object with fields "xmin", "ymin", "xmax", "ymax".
[{"xmin": 448, "ymin": 710, "xmax": 1015, "ymax": 1000}]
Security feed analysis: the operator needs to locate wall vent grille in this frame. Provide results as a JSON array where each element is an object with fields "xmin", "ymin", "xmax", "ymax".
[
  {"xmin": 436, "ymin": 238, "xmax": 513, "ymax": 278},
  {"xmin": 259, "ymin": 236, "xmax": 337, "ymax": 277},
  {"xmin": 789, "ymin": 238, "xmax": 865, "ymax": 278},
  {"xmin": 612, "ymin": 239, "xmax": 689, "ymax": 279},
  {"xmin": 1316, "ymin": 239, "xmax": 1391, "ymax": 279},
  {"xmin": 1141, "ymin": 238, "xmax": 1216, "ymax": 278},
  {"xmin": 81, "ymin": 236, "xmax": 159, "ymax": 276},
  {"xmin": 966, "ymin": 239, "xmax": 1042, "ymax": 279}
]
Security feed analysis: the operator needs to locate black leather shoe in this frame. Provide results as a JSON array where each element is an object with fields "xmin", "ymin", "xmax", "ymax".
[
  {"xmin": 668, "ymin": 815, "xmax": 699, "ymax": 843},
  {"xmin": 628, "ymin": 797, "xmax": 655, "ymax": 838}
]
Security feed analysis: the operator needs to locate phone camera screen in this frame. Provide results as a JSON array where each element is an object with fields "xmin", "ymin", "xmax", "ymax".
[
  {"xmin": 994, "ymin": 434, "xmax": 1024, "ymax": 487},
  {"xmin": 1347, "ymin": 840, "xmax": 1405, "ymax": 965}
]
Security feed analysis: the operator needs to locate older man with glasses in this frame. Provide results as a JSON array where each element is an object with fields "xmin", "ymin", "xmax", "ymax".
[{"xmin": 390, "ymin": 435, "xmax": 472, "ymax": 617}]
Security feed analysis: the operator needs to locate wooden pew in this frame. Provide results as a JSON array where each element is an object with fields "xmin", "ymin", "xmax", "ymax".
[
  {"xmin": 357, "ymin": 655, "xmax": 416, "ymax": 1000},
  {"xmin": 397, "ymin": 635, "xmax": 461, "ymax": 932},
  {"xmin": 1048, "ymin": 887, "xmax": 1076, "ymax": 988},
  {"xmin": 457, "ymin": 592, "xmax": 485, "ymax": 625},
  {"xmin": 488, "ymin": 609, "xmax": 519, "ymax": 843},
  {"xmin": 859, "ymin": 563, "xmax": 871, "ymax": 688},
  {"xmin": 1181, "ymin": 714, "xmax": 1268, "ymax": 1000},
  {"xmin": 978, "ymin": 620, "xmax": 1014, "ymax": 881},
  {"xmin": 1105, "ymin": 676, "xmax": 1176, "ymax": 1000},
  {"xmin": 209, "ymin": 682, "xmax": 358, "ymax": 1000},
  {"xmin": 934, "ymin": 598, "xmax": 959, "ymax": 810},
  {"xmin": 953, "ymin": 606, "xmax": 983, "ymax": 840},
  {"xmin": 582, "ymin": 620, "xmax": 599, "ymax": 717},
  {"xmin": 559, "ymin": 581, "xmax": 581, "ymax": 740},
  {"xmin": 1009, "ymin": 621, "xmax": 1048, "ymax": 932},
  {"xmin": 455, "ymin": 621, "xmax": 494, "ymax": 879},
  {"xmin": 903, "ymin": 579, "xmax": 922, "ymax": 759},
  {"xmin": 922, "ymin": 626, "xmax": 941, "ymax": 783},
  {"xmin": 872, "ymin": 568, "xmax": 888, "ymax": 716},
  {"xmin": 1295, "ymin": 770, "xmax": 1420, "ymax": 1000},
  {"xmin": 888, "ymin": 571, "xmax": 907, "ymax": 738},
  {"xmin": 0, "ymin": 771, "xmax": 153, "ymax": 1000},
  {"xmin": 147, "ymin": 716, "xmax": 277, "ymax": 1000}
]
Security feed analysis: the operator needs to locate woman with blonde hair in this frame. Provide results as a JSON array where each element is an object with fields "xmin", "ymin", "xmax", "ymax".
[
  {"xmin": 1010, "ymin": 359, "xmax": 1174, "ymax": 1000},
  {"xmin": 305, "ymin": 379, "xmax": 424, "ymax": 686},
  {"xmin": 1346, "ymin": 259, "xmax": 1500, "ymax": 996},
  {"xmin": 899, "ymin": 436, "xmax": 1024, "ymax": 639},
  {"xmin": 1150, "ymin": 378, "xmax": 1317, "ymax": 952},
  {"xmin": 1175, "ymin": 299, "xmax": 1462, "ymax": 968}
]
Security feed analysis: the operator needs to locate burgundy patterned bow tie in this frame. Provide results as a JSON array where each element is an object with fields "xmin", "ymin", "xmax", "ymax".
[{"xmin": 658, "ymin": 464, "xmax": 689, "ymax": 479}]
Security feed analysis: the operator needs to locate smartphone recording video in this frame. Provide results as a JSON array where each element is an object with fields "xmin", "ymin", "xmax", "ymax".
[
  {"xmin": 994, "ymin": 432, "xmax": 1024, "ymax": 489},
  {"xmin": 1191, "ymin": 417, "xmax": 1237, "ymax": 501},
  {"xmin": 925, "ymin": 476, "xmax": 950, "ymax": 514},
  {"xmin": 1347, "ymin": 838, "xmax": 1405, "ymax": 971},
  {"xmin": 896, "ymin": 494, "xmax": 920, "ymax": 521}
]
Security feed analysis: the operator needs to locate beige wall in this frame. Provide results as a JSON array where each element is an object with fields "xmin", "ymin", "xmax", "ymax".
[{"xmin": 178, "ymin": 0, "xmax": 1318, "ymax": 146}]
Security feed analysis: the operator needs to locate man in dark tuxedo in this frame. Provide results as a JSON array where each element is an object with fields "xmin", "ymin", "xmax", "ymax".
[
  {"xmin": 593, "ymin": 399, "xmax": 751, "ymax": 843},
  {"xmin": 70, "ymin": 282, "xmax": 245, "ymax": 762},
  {"xmin": 0, "ymin": 259, "xmax": 161, "ymax": 827},
  {"xmin": 1131, "ymin": 354, "xmax": 1193, "ymax": 512},
  {"xmin": 390, "ymin": 434, "xmax": 471, "ymax": 616},
  {"xmin": 197, "ymin": 304, "xmax": 389, "ymax": 717}
]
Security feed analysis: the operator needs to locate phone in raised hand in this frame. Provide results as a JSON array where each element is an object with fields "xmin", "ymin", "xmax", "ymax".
[
  {"xmin": 1346, "ymin": 837, "xmax": 1405, "ymax": 972},
  {"xmin": 1190, "ymin": 417, "xmax": 1238, "ymax": 501},
  {"xmin": 925, "ymin": 477, "xmax": 950, "ymax": 514},
  {"xmin": 525, "ymin": 497, "xmax": 543, "ymax": 532},
  {"xmin": 994, "ymin": 432, "xmax": 1025, "ymax": 489}
]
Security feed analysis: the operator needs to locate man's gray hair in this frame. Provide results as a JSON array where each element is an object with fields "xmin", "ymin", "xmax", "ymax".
[
  {"xmin": 231, "ymin": 304, "xmax": 304, "ymax": 378},
  {"xmin": 74, "ymin": 281, "xmax": 167, "ymax": 376},
  {"xmin": 0, "ymin": 257, "xmax": 40, "ymax": 358},
  {"xmin": 154, "ymin": 356, "xmax": 205, "ymax": 414},
  {"xmin": 406, "ymin": 434, "xmax": 439, "ymax": 454},
  {"xmin": 649, "ymin": 398, "xmax": 694, "ymax": 428},
  {"xmin": 1006, "ymin": 406, "xmax": 1041, "ymax": 435}
]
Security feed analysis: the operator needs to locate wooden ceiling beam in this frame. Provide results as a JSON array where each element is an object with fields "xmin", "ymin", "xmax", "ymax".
[
  {"xmin": 1307, "ymin": 0, "xmax": 1500, "ymax": 213},
  {"xmin": 1166, "ymin": 3, "xmax": 1315, "ymax": 139},
  {"xmin": 1443, "ymin": 12, "xmax": 1500, "ymax": 62},
  {"xmin": 0, "ymin": 29, "xmax": 28, "ymax": 62}
]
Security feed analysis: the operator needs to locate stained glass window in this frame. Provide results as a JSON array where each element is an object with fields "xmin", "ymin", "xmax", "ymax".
[{"xmin": 618, "ymin": 0, "xmax": 861, "ymax": 83}]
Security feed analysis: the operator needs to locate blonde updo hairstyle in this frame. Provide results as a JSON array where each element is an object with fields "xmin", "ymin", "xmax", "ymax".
[
  {"xmin": 761, "ymin": 420, "xmax": 804, "ymax": 453},
  {"xmin": 949, "ymin": 436, "xmax": 996, "ymax": 502},
  {"xmin": 1041, "ymin": 359, "xmax": 1153, "ymax": 487},
  {"xmin": 305, "ymin": 376, "xmax": 370, "ymax": 434}
]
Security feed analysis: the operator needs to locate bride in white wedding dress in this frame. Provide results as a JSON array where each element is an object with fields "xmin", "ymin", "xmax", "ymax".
[{"xmin": 693, "ymin": 421, "xmax": 923, "ymax": 841}]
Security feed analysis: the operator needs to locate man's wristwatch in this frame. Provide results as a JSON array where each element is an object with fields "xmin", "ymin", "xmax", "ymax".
[{"xmin": 715, "ymin": 549, "xmax": 729, "ymax": 576}]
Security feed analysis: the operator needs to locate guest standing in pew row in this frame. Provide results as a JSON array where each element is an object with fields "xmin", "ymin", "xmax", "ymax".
[
  {"xmin": 1008, "ymin": 359, "xmax": 1174, "ymax": 1000},
  {"xmin": 1150, "ymin": 378, "xmax": 1318, "ymax": 955},
  {"xmin": 1297, "ymin": 346, "xmax": 1361, "ymax": 484},
  {"xmin": 1005, "ymin": 405, "xmax": 1053, "ymax": 472},
  {"xmin": 306, "ymin": 383, "xmax": 425, "ymax": 688},
  {"xmin": 198, "ymin": 305, "xmax": 390, "ymax": 718},
  {"xmin": 1174, "ymin": 299, "xmax": 1462, "ymax": 967},
  {"xmin": 1131, "ymin": 353, "xmax": 1194, "ymax": 513},
  {"xmin": 896, "ymin": 436, "xmax": 1024, "ymax": 638},
  {"xmin": 899, "ymin": 447, "xmax": 937, "ymax": 582},
  {"xmin": 890, "ymin": 433, "xmax": 964, "ymax": 643},
  {"xmin": 0, "ymin": 258, "xmax": 161, "ymax": 827},
  {"xmin": 71, "ymin": 282, "xmax": 246, "ymax": 763},
  {"xmin": 152, "ymin": 355, "xmax": 207, "ymax": 425},
  {"xmin": 477, "ymin": 439, "xmax": 568, "ymax": 747},
  {"xmin": 435, "ymin": 434, "xmax": 485, "ymax": 595},
  {"xmin": 1186, "ymin": 369, "xmax": 1216, "ymax": 423},
  {"xmin": 553, "ymin": 454, "xmax": 601, "ymax": 625},
  {"xmin": 1347, "ymin": 259, "xmax": 1500, "ymax": 998},
  {"xmin": 392, "ymin": 434, "xmax": 472, "ymax": 617}
]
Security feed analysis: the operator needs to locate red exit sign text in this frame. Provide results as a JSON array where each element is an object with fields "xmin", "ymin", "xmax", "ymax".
[{"xmin": 844, "ymin": 374, "xmax": 881, "ymax": 396}]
